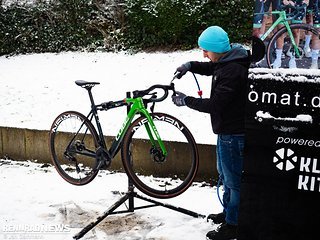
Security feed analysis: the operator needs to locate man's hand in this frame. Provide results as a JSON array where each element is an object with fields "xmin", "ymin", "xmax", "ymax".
[
  {"xmin": 172, "ymin": 91, "xmax": 187, "ymax": 106},
  {"xmin": 174, "ymin": 62, "xmax": 191, "ymax": 79}
]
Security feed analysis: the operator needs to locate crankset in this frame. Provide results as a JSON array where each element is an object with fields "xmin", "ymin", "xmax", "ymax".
[{"xmin": 96, "ymin": 147, "xmax": 111, "ymax": 169}]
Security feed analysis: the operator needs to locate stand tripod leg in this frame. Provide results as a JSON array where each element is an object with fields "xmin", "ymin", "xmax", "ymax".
[
  {"xmin": 134, "ymin": 193, "xmax": 206, "ymax": 218},
  {"xmin": 73, "ymin": 189, "xmax": 205, "ymax": 239},
  {"xmin": 73, "ymin": 193, "xmax": 130, "ymax": 240}
]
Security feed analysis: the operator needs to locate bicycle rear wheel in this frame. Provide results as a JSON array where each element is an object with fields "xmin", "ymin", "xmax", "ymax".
[
  {"xmin": 266, "ymin": 24, "xmax": 319, "ymax": 69},
  {"xmin": 121, "ymin": 112, "xmax": 199, "ymax": 199},
  {"xmin": 49, "ymin": 111, "xmax": 100, "ymax": 185}
]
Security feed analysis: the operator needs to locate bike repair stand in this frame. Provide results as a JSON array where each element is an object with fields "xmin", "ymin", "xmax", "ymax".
[{"xmin": 73, "ymin": 93, "xmax": 206, "ymax": 240}]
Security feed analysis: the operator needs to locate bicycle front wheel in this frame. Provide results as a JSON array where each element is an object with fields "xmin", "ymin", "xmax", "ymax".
[
  {"xmin": 49, "ymin": 111, "xmax": 100, "ymax": 185},
  {"xmin": 121, "ymin": 112, "xmax": 199, "ymax": 199},
  {"xmin": 266, "ymin": 24, "xmax": 319, "ymax": 69}
]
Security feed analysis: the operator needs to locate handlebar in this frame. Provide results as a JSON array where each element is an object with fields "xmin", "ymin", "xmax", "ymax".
[
  {"xmin": 97, "ymin": 83, "xmax": 176, "ymax": 111},
  {"xmin": 260, "ymin": 3, "xmax": 307, "ymax": 18},
  {"xmin": 281, "ymin": 3, "xmax": 307, "ymax": 11},
  {"xmin": 132, "ymin": 83, "xmax": 175, "ymax": 103},
  {"xmin": 280, "ymin": 3, "xmax": 307, "ymax": 20}
]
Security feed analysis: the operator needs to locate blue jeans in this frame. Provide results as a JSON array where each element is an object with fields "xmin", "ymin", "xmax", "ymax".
[{"xmin": 216, "ymin": 134, "xmax": 244, "ymax": 225}]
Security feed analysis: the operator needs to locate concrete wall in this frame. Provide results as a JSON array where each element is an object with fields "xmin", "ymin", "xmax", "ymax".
[{"xmin": 0, "ymin": 126, "xmax": 217, "ymax": 182}]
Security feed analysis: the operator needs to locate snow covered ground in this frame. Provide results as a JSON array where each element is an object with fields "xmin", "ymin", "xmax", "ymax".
[
  {"xmin": 0, "ymin": 51, "xmax": 220, "ymax": 240},
  {"xmin": 0, "ymin": 159, "xmax": 222, "ymax": 240}
]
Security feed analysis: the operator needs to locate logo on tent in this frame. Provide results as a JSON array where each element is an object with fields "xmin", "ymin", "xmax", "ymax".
[{"xmin": 273, "ymin": 148, "xmax": 298, "ymax": 171}]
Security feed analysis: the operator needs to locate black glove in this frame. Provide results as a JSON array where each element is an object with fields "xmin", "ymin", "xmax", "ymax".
[
  {"xmin": 172, "ymin": 91, "xmax": 187, "ymax": 106},
  {"xmin": 175, "ymin": 62, "xmax": 191, "ymax": 79}
]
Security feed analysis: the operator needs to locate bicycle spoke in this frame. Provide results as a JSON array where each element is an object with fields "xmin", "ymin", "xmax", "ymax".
[
  {"xmin": 49, "ymin": 111, "xmax": 100, "ymax": 185},
  {"xmin": 122, "ymin": 113, "xmax": 199, "ymax": 199}
]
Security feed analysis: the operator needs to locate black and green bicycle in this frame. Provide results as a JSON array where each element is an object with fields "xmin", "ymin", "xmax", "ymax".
[{"xmin": 49, "ymin": 78, "xmax": 199, "ymax": 199}]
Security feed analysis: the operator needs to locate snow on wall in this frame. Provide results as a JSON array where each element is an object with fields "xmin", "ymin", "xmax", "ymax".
[{"xmin": 249, "ymin": 67, "xmax": 320, "ymax": 83}]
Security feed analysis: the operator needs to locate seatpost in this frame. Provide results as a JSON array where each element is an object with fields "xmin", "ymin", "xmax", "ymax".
[
  {"xmin": 87, "ymin": 87, "xmax": 99, "ymax": 121},
  {"xmin": 86, "ymin": 88, "xmax": 96, "ymax": 110}
]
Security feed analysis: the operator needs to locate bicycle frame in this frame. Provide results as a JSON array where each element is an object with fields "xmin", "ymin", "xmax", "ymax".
[
  {"xmin": 85, "ymin": 89, "xmax": 167, "ymax": 162},
  {"xmin": 259, "ymin": 10, "xmax": 301, "ymax": 57}
]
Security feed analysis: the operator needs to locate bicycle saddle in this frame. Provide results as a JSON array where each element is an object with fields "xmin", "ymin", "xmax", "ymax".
[{"xmin": 75, "ymin": 80, "xmax": 100, "ymax": 89}]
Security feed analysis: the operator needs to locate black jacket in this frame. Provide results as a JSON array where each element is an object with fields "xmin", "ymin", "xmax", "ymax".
[{"xmin": 185, "ymin": 45, "xmax": 250, "ymax": 134}]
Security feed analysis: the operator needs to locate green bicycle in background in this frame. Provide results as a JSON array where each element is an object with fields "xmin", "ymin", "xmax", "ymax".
[
  {"xmin": 259, "ymin": 4, "xmax": 320, "ymax": 68},
  {"xmin": 49, "ymin": 79, "xmax": 199, "ymax": 199}
]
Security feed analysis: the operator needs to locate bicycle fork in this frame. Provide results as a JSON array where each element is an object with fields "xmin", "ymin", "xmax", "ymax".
[
  {"xmin": 140, "ymin": 110, "xmax": 168, "ymax": 163},
  {"xmin": 125, "ymin": 98, "xmax": 168, "ymax": 162},
  {"xmin": 283, "ymin": 22, "xmax": 302, "ymax": 58}
]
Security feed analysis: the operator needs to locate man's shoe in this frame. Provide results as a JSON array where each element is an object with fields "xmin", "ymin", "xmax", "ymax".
[
  {"xmin": 207, "ymin": 212, "xmax": 226, "ymax": 224},
  {"xmin": 310, "ymin": 61, "xmax": 318, "ymax": 69},
  {"xmin": 206, "ymin": 223, "xmax": 238, "ymax": 240},
  {"xmin": 289, "ymin": 57, "xmax": 297, "ymax": 68},
  {"xmin": 272, "ymin": 58, "xmax": 281, "ymax": 68},
  {"xmin": 304, "ymin": 46, "xmax": 312, "ymax": 58}
]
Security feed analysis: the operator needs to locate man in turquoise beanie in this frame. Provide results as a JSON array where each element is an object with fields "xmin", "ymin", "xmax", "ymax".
[
  {"xmin": 172, "ymin": 26, "xmax": 250, "ymax": 240},
  {"xmin": 198, "ymin": 26, "xmax": 231, "ymax": 53}
]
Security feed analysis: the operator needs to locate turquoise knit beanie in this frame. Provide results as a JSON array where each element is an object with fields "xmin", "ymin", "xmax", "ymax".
[{"xmin": 198, "ymin": 26, "xmax": 231, "ymax": 53}]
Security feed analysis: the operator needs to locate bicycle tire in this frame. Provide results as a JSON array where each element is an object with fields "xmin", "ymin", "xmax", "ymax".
[
  {"xmin": 266, "ymin": 24, "xmax": 319, "ymax": 69},
  {"xmin": 49, "ymin": 111, "xmax": 100, "ymax": 185},
  {"xmin": 121, "ymin": 112, "xmax": 199, "ymax": 199}
]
